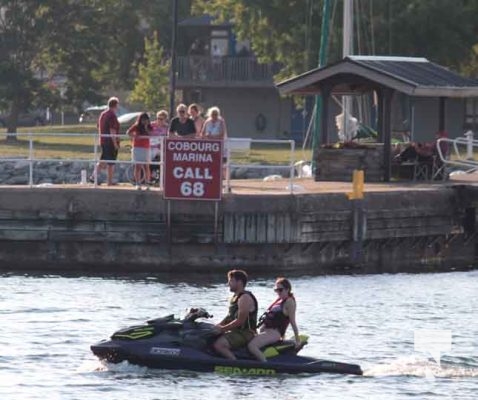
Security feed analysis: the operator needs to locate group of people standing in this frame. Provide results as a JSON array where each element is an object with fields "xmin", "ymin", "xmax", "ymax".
[{"xmin": 92, "ymin": 97, "xmax": 228, "ymax": 187}]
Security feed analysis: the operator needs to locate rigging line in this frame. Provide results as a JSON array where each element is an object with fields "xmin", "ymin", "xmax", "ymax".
[
  {"xmin": 388, "ymin": 0, "xmax": 392, "ymax": 54},
  {"xmin": 328, "ymin": 0, "xmax": 338, "ymax": 59},
  {"xmin": 355, "ymin": 0, "xmax": 362, "ymax": 54},
  {"xmin": 359, "ymin": 0, "xmax": 371, "ymax": 55},
  {"xmin": 305, "ymin": 0, "xmax": 313, "ymax": 70},
  {"xmin": 302, "ymin": 103, "xmax": 316, "ymax": 151},
  {"xmin": 370, "ymin": 0, "xmax": 375, "ymax": 55}
]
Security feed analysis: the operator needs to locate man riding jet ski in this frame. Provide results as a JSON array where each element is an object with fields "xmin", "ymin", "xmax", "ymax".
[{"xmin": 90, "ymin": 306, "xmax": 363, "ymax": 376}]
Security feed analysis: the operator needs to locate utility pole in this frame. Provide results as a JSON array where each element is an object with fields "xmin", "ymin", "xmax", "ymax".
[{"xmin": 169, "ymin": 0, "xmax": 178, "ymax": 117}]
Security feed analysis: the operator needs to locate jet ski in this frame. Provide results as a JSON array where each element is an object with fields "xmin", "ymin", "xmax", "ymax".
[{"xmin": 91, "ymin": 308, "xmax": 362, "ymax": 376}]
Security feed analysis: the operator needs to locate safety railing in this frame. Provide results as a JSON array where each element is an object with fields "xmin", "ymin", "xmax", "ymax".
[
  {"xmin": 176, "ymin": 56, "xmax": 280, "ymax": 86},
  {"xmin": 437, "ymin": 137, "xmax": 478, "ymax": 171},
  {"xmin": 225, "ymin": 138, "xmax": 295, "ymax": 194},
  {"xmin": 0, "ymin": 133, "xmax": 163, "ymax": 189},
  {"xmin": 0, "ymin": 133, "xmax": 297, "ymax": 193}
]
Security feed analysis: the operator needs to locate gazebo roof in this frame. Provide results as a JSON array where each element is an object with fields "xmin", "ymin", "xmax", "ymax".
[{"xmin": 277, "ymin": 56, "xmax": 478, "ymax": 97}]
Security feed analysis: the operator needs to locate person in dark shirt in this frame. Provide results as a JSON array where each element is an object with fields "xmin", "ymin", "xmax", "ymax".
[
  {"xmin": 213, "ymin": 269, "xmax": 258, "ymax": 360},
  {"xmin": 169, "ymin": 104, "xmax": 196, "ymax": 138},
  {"xmin": 91, "ymin": 97, "xmax": 120, "ymax": 186}
]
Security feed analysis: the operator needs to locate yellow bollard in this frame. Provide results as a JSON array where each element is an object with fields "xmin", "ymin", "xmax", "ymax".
[{"xmin": 347, "ymin": 169, "xmax": 364, "ymax": 200}]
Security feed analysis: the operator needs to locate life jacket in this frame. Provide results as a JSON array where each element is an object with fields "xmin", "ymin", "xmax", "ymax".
[
  {"xmin": 261, "ymin": 295, "xmax": 294, "ymax": 337},
  {"xmin": 222, "ymin": 291, "xmax": 258, "ymax": 331}
]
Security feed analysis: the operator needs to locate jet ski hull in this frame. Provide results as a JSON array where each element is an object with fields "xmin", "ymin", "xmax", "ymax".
[{"xmin": 91, "ymin": 340, "xmax": 363, "ymax": 376}]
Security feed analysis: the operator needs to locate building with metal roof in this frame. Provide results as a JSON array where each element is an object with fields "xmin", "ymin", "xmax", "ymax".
[
  {"xmin": 277, "ymin": 56, "xmax": 478, "ymax": 181},
  {"xmin": 278, "ymin": 56, "xmax": 478, "ymax": 97}
]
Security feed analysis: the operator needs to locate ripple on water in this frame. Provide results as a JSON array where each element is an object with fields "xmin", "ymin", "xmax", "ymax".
[{"xmin": 0, "ymin": 271, "xmax": 477, "ymax": 400}]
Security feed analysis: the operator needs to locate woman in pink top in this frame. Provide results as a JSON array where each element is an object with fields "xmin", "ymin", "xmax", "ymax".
[
  {"xmin": 127, "ymin": 112, "xmax": 151, "ymax": 188},
  {"xmin": 150, "ymin": 110, "xmax": 169, "ymax": 161}
]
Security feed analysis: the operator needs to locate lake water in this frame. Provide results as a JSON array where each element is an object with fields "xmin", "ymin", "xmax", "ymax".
[{"xmin": 0, "ymin": 270, "xmax": 477, "ymax": 400}]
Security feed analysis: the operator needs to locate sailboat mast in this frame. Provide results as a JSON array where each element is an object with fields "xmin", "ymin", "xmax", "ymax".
[
  {"xmin": 342, "ymin": 0, "xmax": 353, "ymax": 139},
  {"xmin": 343, "ymin": 0, "xmax": 353, "ymax": 57},
  {"xmin": 311, "ymin": 0, "xmax": 331, "ymax": 170}
]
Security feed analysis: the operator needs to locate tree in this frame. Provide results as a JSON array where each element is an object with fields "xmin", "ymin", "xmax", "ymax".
[
  {"xmin": 191, "ymin": 0, "xmax": 478, "ymax": 81},
  {"xmin": 192, "ymin": 0, "xmax": 327, "ymax": 81},
  {"xmin": 0, "ymin": 2, "xmax": 49, "ymax": 137},
  {"xmin": 130, "ymin": 34, "xmax": 170, "ymax": 111},
  {"xmin": 0, "ymin": 1, "xmax": 113, "ymax": 135}
]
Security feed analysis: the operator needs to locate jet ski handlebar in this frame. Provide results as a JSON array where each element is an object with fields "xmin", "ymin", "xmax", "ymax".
[{"xmin": 184, "ymin": 307, "xmax": 213, "ymax": 322}]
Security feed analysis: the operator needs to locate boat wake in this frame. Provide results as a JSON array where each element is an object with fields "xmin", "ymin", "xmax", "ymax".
[
  {"xmin": 364, "ymin": 355, "xmax": 478, "ymax": 379},
  {"xmin": 77, "ymin": 359, "xmax": 148, "ymax": 374}
]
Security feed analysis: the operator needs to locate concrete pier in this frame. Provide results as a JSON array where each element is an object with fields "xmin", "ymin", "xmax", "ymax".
[{"xmin": 0, "ymin": 180, "xmax": 476, "ymax": 274}]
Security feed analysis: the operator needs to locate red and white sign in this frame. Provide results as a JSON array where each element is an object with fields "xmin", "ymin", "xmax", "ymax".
[{"xmin": 163, "ymin": 138, "xmax": 223, "ymax": 201}]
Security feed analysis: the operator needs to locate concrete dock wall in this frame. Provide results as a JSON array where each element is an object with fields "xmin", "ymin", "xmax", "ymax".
[{"xmin": 0, "ymin": 186, "xmax": 475, "ymax": 274}]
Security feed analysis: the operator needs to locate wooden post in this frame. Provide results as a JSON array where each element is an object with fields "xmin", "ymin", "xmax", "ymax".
[
  {"xmin": 382, "ymin": 89, "xmax": 393, "ymax": 182},
  {"xmin": 376, "ymin": 90, "xmax": 383, "ymax": 143},
  {"xmin": 167, "ymin": 200, "xmax": 172, "ymax": 255},
  {"xmin": 320, "ymin": 85, "xmax": 331, "ymax": 146},
  {"xmin": 438, "ymin": 97, "xmax": 446, "ymax": 132},
  {"xmin": 314, "ymin": 83, "xmax": 331, "ymax": 182}
]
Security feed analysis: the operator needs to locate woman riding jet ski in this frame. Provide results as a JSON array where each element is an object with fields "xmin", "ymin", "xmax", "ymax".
[{"xmin": 90, "ymin": 307, "xmax": 363, "ymax": 376}]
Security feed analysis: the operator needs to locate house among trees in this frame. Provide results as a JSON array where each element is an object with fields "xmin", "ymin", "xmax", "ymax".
[{"xmin": 176, "ymin": 15, "xmax": 297, "ymax": 139}]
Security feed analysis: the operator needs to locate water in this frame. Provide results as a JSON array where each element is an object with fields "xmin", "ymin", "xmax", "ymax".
[{"xmin": 1, "ymin": 271, "xmax": 477, "ymax": 400}]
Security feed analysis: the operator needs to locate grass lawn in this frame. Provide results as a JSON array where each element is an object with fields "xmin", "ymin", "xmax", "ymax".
[{"xmin": 0, "ymin": 124, "xmax": 312, "ymax": 165}]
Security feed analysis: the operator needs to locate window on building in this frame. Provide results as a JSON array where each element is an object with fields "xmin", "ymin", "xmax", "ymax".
[{"xmin": 464, "ymin": 98, "xmax": 478, "ymax": 130}]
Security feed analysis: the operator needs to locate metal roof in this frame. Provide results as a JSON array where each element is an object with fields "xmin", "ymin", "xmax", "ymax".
[{"xmin": 277, "ymin": 56, "xmax": 478, "ymax": 98}]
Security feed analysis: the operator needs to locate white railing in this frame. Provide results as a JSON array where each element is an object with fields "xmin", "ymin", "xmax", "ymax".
[
  {"xmin": 437, "ymin": 137, "xmax": 478, "ymax": 171},
  {"xmin": 0, "ymin": 133, "xmax": 163, "ymax": 189},
  {"xmin": 225, "ymin": 138, "xmax": 295, "ymax": 194},
  {"xmin": 0, "ymin": 133, "xmax": 297, "ymax": 194}
]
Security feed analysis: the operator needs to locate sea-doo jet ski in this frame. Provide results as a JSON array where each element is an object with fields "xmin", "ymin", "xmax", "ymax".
[{"xmin": 91, "ymin": 308, "xmax": 362, "ymax": 376}]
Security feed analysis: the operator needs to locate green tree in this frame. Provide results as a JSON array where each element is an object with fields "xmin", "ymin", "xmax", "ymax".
[
  {"xmin": 96, "ymin": 0, "xmax": 193, "ymax": 90},
  {"xmin": 130, "ymin": 34, "xmax": 170, "ymax": 111},
  {"xmin": 192, "ymin": 0, "xmax": 327, "ymax": 80},
  {"xmin": 0, "ymin": 1, "xmax": 113, "ymax": 135},
  {"xmin": 0, "ymin": 2, "xmax": 49, "ymax": 136},
  {"xmin": 192, "ymin": 0, "xmax": 478, "ymax": 80}
]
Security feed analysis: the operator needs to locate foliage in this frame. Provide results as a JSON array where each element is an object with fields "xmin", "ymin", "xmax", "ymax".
[
  {"xmin": 192, "ymin": 0, "xmax": 478, "ymax": 80},
  {"xmin": 0, "ymin": 1, "xmax": 111, "ymax": 133},
  {"xmin": 129, "ymin": 34, "xmax": 170, "ymax": 111},
  {"xmin": 2, "ymin": 0, "xmax": 478, "ymax": 134},
  {"xmin": 0, "ymin": 0, "xmax": 192, "ymax": 133},
  {"xmin": 192, "ymin": 0, "xmax": 326, "ymax": 81}
]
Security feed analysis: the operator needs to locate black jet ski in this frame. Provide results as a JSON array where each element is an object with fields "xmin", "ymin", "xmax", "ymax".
[{"xmin": 91, "ymin": 308, "xmax": 362, "ymax": 376}]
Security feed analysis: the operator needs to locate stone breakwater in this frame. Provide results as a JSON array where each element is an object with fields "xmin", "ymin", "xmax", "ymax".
[{"xmin": 0, "ymin": 159, "xmax": 292, "ymax": 185}]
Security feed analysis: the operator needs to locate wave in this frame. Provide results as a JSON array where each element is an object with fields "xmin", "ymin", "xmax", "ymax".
[
  {"xmin": 77, "ymin": 359, "xmax": 148, "ymax": 374},
  {"xmin": 364, "ymin": 355, "xmax": 478, "ymax": 379}
]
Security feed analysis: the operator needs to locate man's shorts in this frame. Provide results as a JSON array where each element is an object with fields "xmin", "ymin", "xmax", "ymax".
[
  {"xmin": 224, "ymin": 329, "xmax": 255, "ymax": 349},
  {"xmin": 132, "ymin": 147, "xmax": 150, "ymax": 164},
  {"xmin": 100, "ymin": 142, "xmax": 118, "ymax": 165}
]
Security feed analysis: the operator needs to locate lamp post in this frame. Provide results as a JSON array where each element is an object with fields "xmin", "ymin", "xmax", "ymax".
[{"xmin": 169, "ymin": 0, "xmax": 178, "ymax": 117}]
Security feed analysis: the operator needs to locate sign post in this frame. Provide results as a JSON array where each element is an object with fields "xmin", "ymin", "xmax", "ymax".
[{"xmin": 163, "ymin": 138, "xmax": 223, "ymax": 201}]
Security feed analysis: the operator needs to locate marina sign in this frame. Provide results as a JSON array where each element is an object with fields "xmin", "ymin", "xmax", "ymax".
[{"xmin": 163, "ymin": 138, "xmax": 223, "ymax": 201}]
